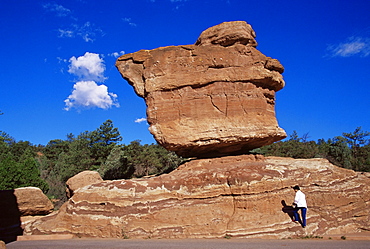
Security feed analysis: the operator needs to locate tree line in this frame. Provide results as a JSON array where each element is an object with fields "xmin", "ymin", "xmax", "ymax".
[
  {"xmin": 252, "ymin": 127, "xmax": 370, "ymax": 172},
  {"xmin": 1, "ymin": 120, "xmax": 369, "ymax": 206},
  {"xmin": 0, "ymin": 120, "xmax": 185, "ymax": 206}
]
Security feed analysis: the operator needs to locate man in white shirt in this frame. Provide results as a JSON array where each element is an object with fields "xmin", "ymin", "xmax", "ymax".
[{"xmin": 292, "ymin": 185, "xmax": 307, "ymax": 228}]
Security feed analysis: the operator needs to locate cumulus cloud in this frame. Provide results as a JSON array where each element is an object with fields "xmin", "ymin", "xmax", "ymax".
[
  {"xmin": 135, "ymin": 118, "xmax": 147, "ymax": 123},
  {"xmin": 64, "ymin": 81, "xmax": 119, "ymax": 111},
  {"xmin": 68, "ymin": 52, "xmax": 106, "ymax": 82},
  {"xmin": 43, "ymin": 3, "xmax": 71, "ymax": 17},
  {"xmin": 64, "ymin": 52, "xmax": 119, "ymax": 111},
  {"xmin": 327, "ymin": 37, "xmax": 370, "ymax": 57}
]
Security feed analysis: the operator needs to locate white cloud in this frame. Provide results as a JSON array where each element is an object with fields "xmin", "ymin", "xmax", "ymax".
[
  {"xmin": 108, "ymin": 51, "xmax": 125, "ymax": 58},
  {"xmin": 58, "ymin": 22, "xmax": 104, "ymax": 42},
  {"xmin": 64, "ymin": 52, "xmax": 119, "ymax": 111},
  {"xmin": 64, "ymin": 81, "xmax": 119, "ymax": 111},
  {"xmin": 122, "ymin": 18, "xmax": 137, "ymax": 27},
  {"xmin": 68, "ymin": 52, "xmax": 106, "ymax": 82},
  {"xmin": 43, "ymin": 3, "xmax": 71, "ymax": 17},
  {"xmin": 58, "ymin": 29, "xmax": 74, "ymax": 38},
  {"xmin": 327, "ymin": 37, "xmax": 370, "ymax": 57},
  {"xmin": 135, "ymin": 118, "xmax": 147, "ymax": 123}
]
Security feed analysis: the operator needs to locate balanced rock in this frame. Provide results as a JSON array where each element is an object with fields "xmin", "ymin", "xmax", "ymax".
[
  {"xmin": 116, "ymin": 21, "xmax": 286, "ymax": 158},
  {"xmin": 23, "ymin": 156, "xmax": 370, "ymax": 239}
]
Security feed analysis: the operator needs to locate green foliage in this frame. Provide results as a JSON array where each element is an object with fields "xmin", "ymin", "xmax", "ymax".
[
  {"xmin": 0, "ymin": 120, "xmax": 186, "ymax": 204},
  {"xmin": 254, "ymin": 127, "xmax": 370, "ymax": 172},
  {"xmin": 98, "ymin": 141, "xmax": 185, "ymax": 180},
  {"xmin": 299, "ymin": 235, "xmax": 323, "ymax": 239},
  {"xmin": 0, "ymin": 131, "xmax": 49, "ymax": 191},
  {"xmin": 98, "ymin": 145, "xmax": 134, "ymax": 180},
  {"xmin": 253, "ymin": 131, "xmax": 319, "ymax": 159},
  {"xmin": 0, "ymin": 155, "xmax": 48, "ymax": 192},
  {"xmin": 36, "ymin": 120, "xmax": 184, "ymax": 202}
]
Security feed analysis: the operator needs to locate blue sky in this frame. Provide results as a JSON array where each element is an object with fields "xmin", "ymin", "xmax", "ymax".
[{"xmin": 1, "ymin": 0, "xmax": 369, "ymax": 146}]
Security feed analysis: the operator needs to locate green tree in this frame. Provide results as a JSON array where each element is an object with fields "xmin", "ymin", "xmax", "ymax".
[
  {"xmin": 327, "ymin": 136, "xmax": 353, "ymax": 169},
  {"xmin": 0, "ymin": 156, "xmax": 22, "ymax": 189},
  {"xmin": 343, "ymin": 127, "xmax": 370, "ymax": 149},
  {"xmin": 253, "ymin": 131, "xmax": 318, "ymax": 159},
  {"xmin": 39, "ymin": 120, "xmax": 123, "ymax": 202},
  {"xmin": 98, "ymin": 145, "xmax": 135, "ymax": 180},
  {"xmin": 342, "ymin": 127, "xmax": 370, "ymax": 171},
  {"xmin": 88, "ymin": 119, "xmax": 122, "ymax": 167},
  {"xmin": 121, "ymin": 141, "xmax": 184, "ymax": 178},
  {"xmin": 0, "ymin": 155, "xmax": 48, "ymax": 191},
  {"xmin": 52, "ymin": 138, "xmax": 95, "ymax": 182}
]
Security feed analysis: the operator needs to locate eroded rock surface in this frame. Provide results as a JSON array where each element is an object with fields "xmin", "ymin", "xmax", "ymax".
[
  {"xmin": 66, "ymin": 170, "xmax": 103, "ymax": 198},
  {"xmin": 116, "ymin": 21, "xmax": 286, "ymax": 157},
  {"xmin": 7, "ymin": 187, "xmax": 53, "ymax": 216},
  {"xmin": 23, "ymin": 156, "xmax": 370, "ymax": 239},
  {"xmin": 0, "ymin": 187, "xmax": 53, "ymax": 242}
]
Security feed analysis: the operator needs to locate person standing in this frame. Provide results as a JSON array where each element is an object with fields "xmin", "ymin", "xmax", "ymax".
[{"xmin": 292, "ymin": 185, "xmax": 307, "ymax": 228}]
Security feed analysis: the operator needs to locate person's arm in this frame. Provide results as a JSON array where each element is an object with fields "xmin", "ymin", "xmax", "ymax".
[{"xmin": 293, "ymin": 192, "xmax": 300, "ymax": 206}]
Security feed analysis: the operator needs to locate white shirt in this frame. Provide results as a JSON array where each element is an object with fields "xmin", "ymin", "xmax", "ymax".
[{"xmin": 294, "ymin": 190, "xmax": 307, "ymax": 208}]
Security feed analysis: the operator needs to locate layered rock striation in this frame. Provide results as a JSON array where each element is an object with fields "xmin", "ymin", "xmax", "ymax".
[
  {"xmin": 24, "ymin": 156, "xmax": 370, "ymax": 239},
  {"xmin": 116, "ymin": 21, "xmax": 286, "ymax": 158}
]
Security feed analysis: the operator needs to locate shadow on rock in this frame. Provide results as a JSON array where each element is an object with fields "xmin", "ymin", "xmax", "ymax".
[{"xmin": 0, "ymin": 190, "xmax": 23, "ymax": 243}]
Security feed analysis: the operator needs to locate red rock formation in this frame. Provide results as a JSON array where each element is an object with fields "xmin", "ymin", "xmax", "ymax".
[
  {"xmin": 23, "ymin": 156, "xmax": 370, "ymax": 239},
  {"xmin": 21, "ymin": 22, "xmax": 369, "ymax": 241},
  {"xmin": 12, "ymin": 187, "xmax": 53, "ymax": 216},
  {"xmin": 66, "ymin": 170, "xmax": 103, "ymax": 198},
  {"xmin": 0, "ymin": 187, "xmax": 53, "ymax": 242},
  {"xmin": 116, "ymin": 21, "xmax": 286, "ymax": 158}
]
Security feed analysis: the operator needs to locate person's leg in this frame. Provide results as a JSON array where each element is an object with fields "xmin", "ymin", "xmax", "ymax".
[
  {"xmin": 293, "ymin": 208, "xmax": 299, "ymax": 222},
  {"xmin": 301, "ymin": 208, "xmax": 307, "ymax": 227}
]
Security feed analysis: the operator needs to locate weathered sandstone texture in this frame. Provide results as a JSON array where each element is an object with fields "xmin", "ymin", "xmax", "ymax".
[
  {"xmin": 1, "ymin": 187, "xmax": 54, "ymax": 216},
  {"xmin": 66, "ymin": 170, "xmax": 103, "ymax": 198},
  {"xmin": 23, "ymin": 156, "xmax": 370, "ymax": 239},
  {"xmin": 0, "ymin": 187, "xmax": 54, "ymax": 242},
  {"xmin": 116, "ymin": 21, "xmax": 287, "ymax": 158}
]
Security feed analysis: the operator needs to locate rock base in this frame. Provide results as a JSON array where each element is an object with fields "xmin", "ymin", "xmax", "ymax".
[{"xmin": 23, "ymin": 156, "xmax": 370, "ymax": 239}]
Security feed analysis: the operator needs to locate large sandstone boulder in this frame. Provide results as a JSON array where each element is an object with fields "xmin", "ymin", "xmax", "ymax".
[
  {"xmin": 23, "ymin": 156, "xmax": 370, "ymax": 239},
  {"xmin": 0, "ymin": 187, "xmax": 53, "ymax": 243},
  {"xmin": 116, "ymin": 21, "xmax": 286, "ymax": 158},
  {"xmin": 66, "ymin": 170, "xmax": 103, "ymax": 198},
  {"xmin": 11, "ymin": 187, "xmax": 53, "ymax": 216}
]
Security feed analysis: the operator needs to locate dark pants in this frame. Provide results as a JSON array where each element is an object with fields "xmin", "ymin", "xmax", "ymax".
[{"xmin": 293, "ymin": 207, "xmax": 307, "ymax": 227}]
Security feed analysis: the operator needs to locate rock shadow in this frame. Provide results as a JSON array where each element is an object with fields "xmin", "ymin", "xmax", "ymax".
[
  {"xmin": 281, "ymin": 200, "xmax": 295, "ymax": 222},
  {"xmin": 0, "ymin": 190, "xmax": 23, "ymax": 243}
]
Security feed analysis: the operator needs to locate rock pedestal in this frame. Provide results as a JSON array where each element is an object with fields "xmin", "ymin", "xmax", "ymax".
[{"xmin": 23, "ymin": 156, "xmax": 370, "ymax": 239}]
